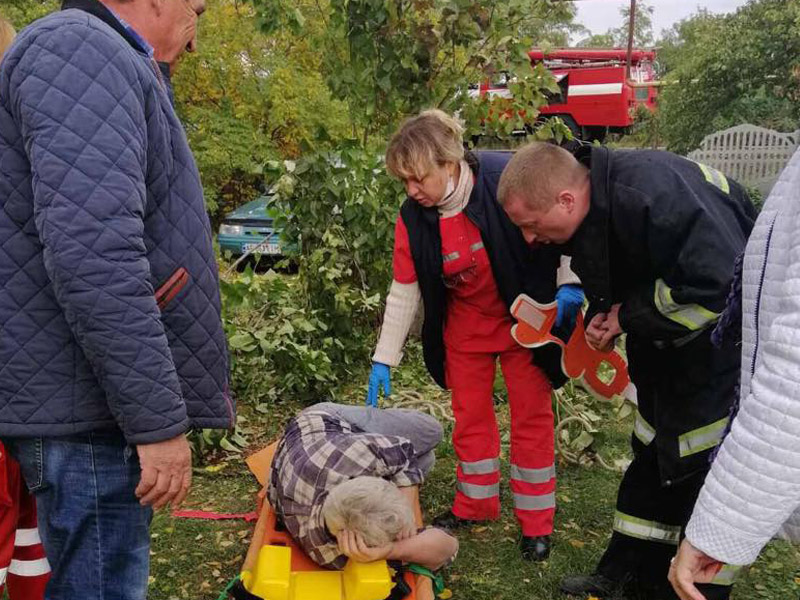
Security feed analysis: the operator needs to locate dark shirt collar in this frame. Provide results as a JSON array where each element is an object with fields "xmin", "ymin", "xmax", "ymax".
[{"xmin": 61, "ymin": 0, "xmax": 153, "ymax": 56}]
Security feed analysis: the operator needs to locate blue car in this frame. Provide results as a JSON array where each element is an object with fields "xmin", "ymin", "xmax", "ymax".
[{"xmin": 217, "ymin": 195, "xmax": 284, "ymax": 258}]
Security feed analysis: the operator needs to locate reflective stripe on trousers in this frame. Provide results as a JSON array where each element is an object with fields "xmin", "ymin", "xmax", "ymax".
[
  {"xmin": 612, "ymin": 510, "xmax": 681, "ymax": 545},
  {"xmin": 460, "ymin": 457, "xmax": 500, "ymax": 476},
  {"xmin": 513, "ymin": 492, "xmax": 556, "ymax": 511},
  {"xmin": 510, "ymin": 464, "xmax": 555, "ymax": 484},
  {"xmin": 457, "ymin": 481, "xmax": 500, "ymax": 500}
]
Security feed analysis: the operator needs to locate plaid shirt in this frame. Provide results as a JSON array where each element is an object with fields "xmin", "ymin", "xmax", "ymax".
[{"xmin": 267, "ymin": 407, "xmax": 425, "ymax": 569}]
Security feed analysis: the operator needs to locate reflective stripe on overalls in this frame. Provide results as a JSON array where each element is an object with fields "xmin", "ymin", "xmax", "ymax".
[
  {"xmin": 679, "ymin": 417, "xmax": 729, "ymax": 457},
  {"xmin": 654, "ymin": 279, "xmax": 720, "ymax": 332},
  {"xmin": 510, "ymin": 464, "xmax": 556, "ymax": 511}
]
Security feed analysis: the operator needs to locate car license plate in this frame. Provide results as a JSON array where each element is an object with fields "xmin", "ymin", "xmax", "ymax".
[{"xmin": 243, "ymin": 242, "xmax": 280, "ymax": 255}]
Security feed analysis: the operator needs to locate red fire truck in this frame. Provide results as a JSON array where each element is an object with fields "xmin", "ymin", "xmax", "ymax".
[{"xmin": 472, "ymin": 48, "xmax": 659, "ymax": 141}]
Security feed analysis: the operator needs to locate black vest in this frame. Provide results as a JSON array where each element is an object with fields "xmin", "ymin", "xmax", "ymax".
[{"xmin": 400, "ymin": 151, "xmax": 567, "ymax": 389}]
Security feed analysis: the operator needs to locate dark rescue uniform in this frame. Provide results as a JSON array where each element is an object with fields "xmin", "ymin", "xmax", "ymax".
[{"xmin": 569, "ymin": 147, "xmax": 756, "ymax": 599}]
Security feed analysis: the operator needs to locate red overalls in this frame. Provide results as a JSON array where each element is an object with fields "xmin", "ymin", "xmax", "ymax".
[
  {"xmin": 0, "ymin": 444, "xmax": 50, "ymax": 599},
  {"xmin": 393, "ymin": 212, "xmax": 556, "ymax": 536}
]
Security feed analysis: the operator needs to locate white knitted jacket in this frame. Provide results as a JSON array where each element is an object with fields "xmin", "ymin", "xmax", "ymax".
[{"xmin": 685, "ymin": 148, "xmax": 800, "ymax": 565}]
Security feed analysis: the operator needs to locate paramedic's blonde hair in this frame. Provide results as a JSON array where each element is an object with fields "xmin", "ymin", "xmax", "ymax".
[
  {"xmin": 322, "ymin": 476, "xmax": 414, "ymax": 548},
  {"xmin": 0, "ymin": 17, "xmax": 15, "ymax": 60},
  {"xmin": 498, "ymin": 142, "xmax": 588, "ymax": 210},
  {"xmin": 385, "ymin": 109, "xmax": 465, "ymax": 181}
]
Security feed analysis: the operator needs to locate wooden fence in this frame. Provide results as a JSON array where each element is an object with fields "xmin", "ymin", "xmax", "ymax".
[{"xmin": 688, "ymin": 124, "xmax": 799, "ymax": 196}]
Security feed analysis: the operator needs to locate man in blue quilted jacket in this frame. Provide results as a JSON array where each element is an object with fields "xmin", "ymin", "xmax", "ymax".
[{"xmin": 0, "ymin": 1, "xmax": 232, "ymax": 598}]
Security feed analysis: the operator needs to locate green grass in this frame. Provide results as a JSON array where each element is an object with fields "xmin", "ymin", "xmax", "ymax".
[{"xmin": 147, "ymin": 355, "xmax": 799, "ymax": 600}]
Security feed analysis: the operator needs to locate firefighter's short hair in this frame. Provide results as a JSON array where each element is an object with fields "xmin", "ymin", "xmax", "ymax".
[
  {"xmin": 322, "ymin": 476, "xmax": 414, "ymax": 548},
  {"xmin": 0, "ymin": 17, "xmax": 15, "ymax": 60},
  {"xmin": 386, "ymin": 109, "xmax": 465, "ymax": 181},
  {"xmin": 498, "ymin": 142, "xmax": 586, "ymax": 209}
]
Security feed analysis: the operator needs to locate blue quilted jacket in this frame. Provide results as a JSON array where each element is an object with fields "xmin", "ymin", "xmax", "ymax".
[{"xmin": 0, "ymin": 4, "xmax": 233, "ymax": 444}]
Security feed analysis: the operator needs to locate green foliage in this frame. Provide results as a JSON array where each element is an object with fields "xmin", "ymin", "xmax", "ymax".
[
  {"xmin": 1, "ymin": 0, "xmax": 57, "ymax": 29},
  {"xmin": 220, "ymin": 265, "xmax": 338, "ymax": 405},
  {"xmin": 267, "ymin": 147, "xmax": 400, "ymax": 374},
  {"xmin": 657, "ymin": 0, "xmax": 800, "ymax": 154},
  {"xmin": 251, "ymin": 0, "xmax": 575, "ymax": 142},
  {"xmin": 173, "ymin": 0, "xmax": 350, "ymax": 222}
]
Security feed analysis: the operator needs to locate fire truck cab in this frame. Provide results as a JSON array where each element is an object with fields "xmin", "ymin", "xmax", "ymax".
[{"xmin": 475, "ymin": 48, "xmax": 659, "ymax": 142}]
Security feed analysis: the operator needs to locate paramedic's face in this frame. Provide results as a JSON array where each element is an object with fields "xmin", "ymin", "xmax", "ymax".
[
  {"xmin": 504, "ymin": 192, "xmax": 581, "ymax": 246},
  {"xmin": 403, "ymin": 163, "xmax": 455, "ymax": 208}
]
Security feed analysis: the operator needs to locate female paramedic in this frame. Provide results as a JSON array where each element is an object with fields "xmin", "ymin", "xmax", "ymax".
[{"xmin": 364, "ymin": 110, "xmax": 583, "ymax": 561}]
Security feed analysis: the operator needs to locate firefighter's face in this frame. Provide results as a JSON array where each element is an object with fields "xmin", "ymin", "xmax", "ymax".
[
  {"xmin": 504, "ymin": 190, "xmax": 587, "ymax": 246},
  {"xmin": 403, "ymin": 162, "xmax": 458, "ymax": 208}
]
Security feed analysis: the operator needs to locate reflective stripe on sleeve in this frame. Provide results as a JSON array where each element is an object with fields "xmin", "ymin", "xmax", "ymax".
[
  {"xmin": 457, "ymin": 481, "xmax": 499, "ymax": 500},
  {"xmin": 678, "ymin": 417, "xmax": 729, "ymax": 457},
  {"xmin": 8, "ymin": 557, "xmax": 50, "ymax": 576},
  {"xmin": 613, "ymin": 511, "xmax": 681, "ymax": 545},
  {"xmin": 696, "ymin": 162, "xmax": 731, "ymax": 194},
  {"xmin": 513, "ymin": 492, "xmax": 556, "ymax": 511},
  {"xmin": 0, "ymin": 566, "xmax": 6, "ymax": 585},
  {"xmin": 633, "ymin": 411, "xmax": 656, "ymax": 445},
  {"xmin": 470, "ymin": 241, "xmax": 484, "ymax": 252},
  {"xmin": 14, "ymin": 527, "xmax": 42, "ymax": 547},
  {"xmin": 710, "ymin": 564, "xmax": 741, "ymax": 586},
  {"xmin": 510, "ymin": 464, "xmax": 555, "ymax": 484},
  {"xmin": 460, "ymin": 457, "xmax": 500, "ymax": 476},
  {"xmin": 654, "ymin": 279, "xmax": 720, "ymax": 331}
]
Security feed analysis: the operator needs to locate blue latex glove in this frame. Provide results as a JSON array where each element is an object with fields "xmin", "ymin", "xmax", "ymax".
[
  {"xmin": 555, "ymin": 284, "xmax": 585, "ymax": 333},
  {"xmin": 366, "ymin": 362, "xmax": 391, "ymax": 407}
]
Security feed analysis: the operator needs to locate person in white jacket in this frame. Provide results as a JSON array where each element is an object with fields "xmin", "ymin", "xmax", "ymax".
[{"xmin": 669, "ymin": 148, "xmax": 800, "ymax": 600}]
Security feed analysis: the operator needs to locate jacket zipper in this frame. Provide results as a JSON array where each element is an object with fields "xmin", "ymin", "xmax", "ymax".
[{"xmin": 750, "ymin": 215, "xmax": 778, "ymax": 376}]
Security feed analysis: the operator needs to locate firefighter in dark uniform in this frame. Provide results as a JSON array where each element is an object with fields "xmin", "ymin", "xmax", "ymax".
[{"xmin": 498, "ymin": 143, "xmax": 757, "ymax": 600}]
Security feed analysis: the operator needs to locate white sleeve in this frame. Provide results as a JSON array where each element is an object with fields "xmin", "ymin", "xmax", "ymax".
[
  {"xmin": 372, "ymin": 280, "xmax": 421, "ymax": 367},
  {"xmin": 557, "ymin": 255, "xmax": 581, "ymax": 287},
  {"xmin": 686, "ymin": 210, "xmax": 800, "ymax": 565}
]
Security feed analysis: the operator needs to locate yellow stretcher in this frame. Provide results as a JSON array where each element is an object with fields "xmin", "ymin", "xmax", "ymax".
[{"xmin": 227, "ymin": 443, "xmax": 434, "ymax": 600}]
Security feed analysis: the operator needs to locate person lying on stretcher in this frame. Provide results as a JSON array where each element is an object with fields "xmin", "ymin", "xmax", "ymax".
[{"xmin": 267, "ymin": 402, "xmax": 458, "ymax": 571}]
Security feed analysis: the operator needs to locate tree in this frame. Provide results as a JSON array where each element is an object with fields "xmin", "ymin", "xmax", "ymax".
[
  {"xmin": 657, "ymin": 0, "xmax": 800, "ymax": 154},
  {"xmin": 575, "ymin": 1, "xmax": 654, "ymax": 48},
  {"xmin": 1, "ymin": 0, "xmax": 57, "ymax": 29},
  {"xmin": 252, "ymin": 0, "xmax": 576, "ymax": 143},
  {"xmin": 243, "ymin": 0, "xmax": 578, "ymax": 382},
  {"xmin": 172, "ymin": 0, "xmax": 351, "ymax": 222}
]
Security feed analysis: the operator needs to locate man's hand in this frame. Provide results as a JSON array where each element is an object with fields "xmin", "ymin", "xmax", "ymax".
[
  {"xmin": 336, "ymin": 529, "xmax": 393, "ymax": 563},
  {"xmin": 135, "ymin": 434, "xmax": 192, "ymax": 510},
  {"xmin": 586, "ymin": 304, "xmax": 623, "ymax": 352},
  {"xmin": 668, "ymin": 539, "xmax": 724, "ymax": 600},
  {"xmin": 585, "ymin": 312, "xmax": 609, "ymax": 349}
]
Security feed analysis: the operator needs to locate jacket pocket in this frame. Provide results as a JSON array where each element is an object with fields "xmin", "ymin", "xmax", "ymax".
[
  {"xmin": 155, "ymin": 267, "xmax": 190, "ymax": 310},
  {"xmin": 9, "ymin": 437, "xmax": 45, "ymax": 493}
]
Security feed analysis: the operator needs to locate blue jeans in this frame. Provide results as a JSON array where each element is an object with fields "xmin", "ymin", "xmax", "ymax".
[{"xmin": 4, "ymin": 432, "xmax": 153, "ymax": 600}]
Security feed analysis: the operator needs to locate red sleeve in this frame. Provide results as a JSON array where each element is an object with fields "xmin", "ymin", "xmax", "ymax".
[{"xmin": 392, "ymin": 216, "xmax": 418, "ymax": 284}]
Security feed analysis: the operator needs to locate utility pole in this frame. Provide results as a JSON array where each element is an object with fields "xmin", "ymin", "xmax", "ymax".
[{"xmin": 626, "ymin": 0, "xmax": 636, "ymax": 80}]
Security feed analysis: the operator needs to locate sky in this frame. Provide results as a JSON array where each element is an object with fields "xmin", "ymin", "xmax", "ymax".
[{"xmin": 573, "ymin": 0, "xmax": 750, "ymax": 39}]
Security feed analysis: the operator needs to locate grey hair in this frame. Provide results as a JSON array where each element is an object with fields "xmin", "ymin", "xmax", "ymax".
[{"xmin": 322, "ymin": 477, "xmax": 414, "ymax": 547}]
